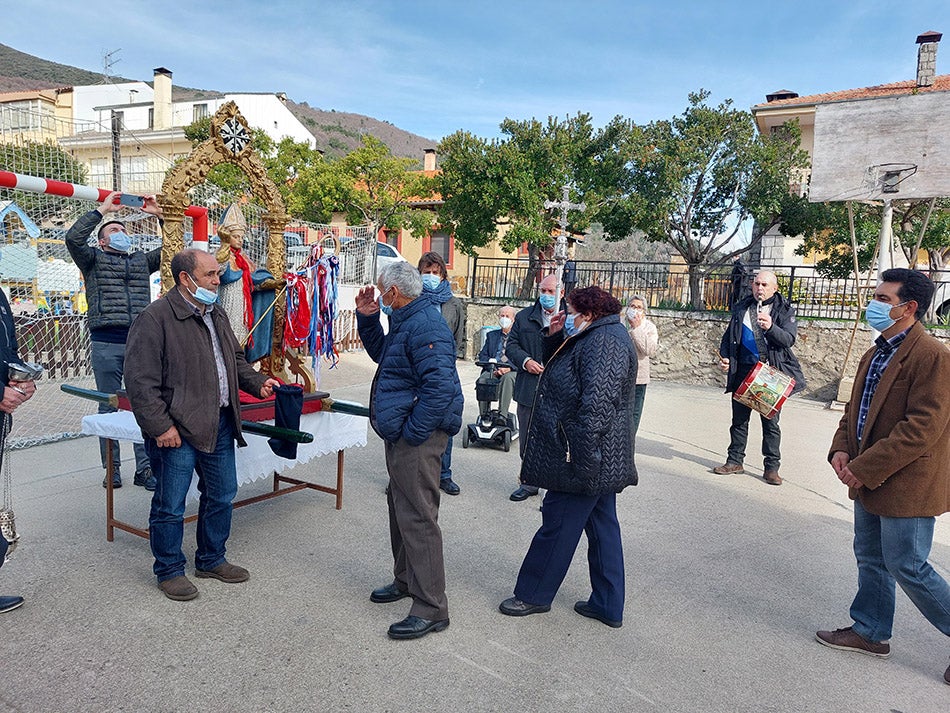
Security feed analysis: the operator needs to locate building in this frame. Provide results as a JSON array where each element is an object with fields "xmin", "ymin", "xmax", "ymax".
[{"xmin": 750, "ymin": 30, "xmax": 947, "ymax": 267}]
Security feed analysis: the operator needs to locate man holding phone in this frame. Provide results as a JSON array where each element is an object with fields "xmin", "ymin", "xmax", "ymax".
[{"xmin": 65, "ymin": 190, "xmax": 163, "ymax": 490}]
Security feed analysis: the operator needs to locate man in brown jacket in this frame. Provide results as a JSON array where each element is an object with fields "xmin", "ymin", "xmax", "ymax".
[
  {"xmin": 816, "ymin": 269, "xmax": 950, "ymax": 685},
  {"xmin": 125, "ymin": 249, "xmax": 278, "ymax": 601}
]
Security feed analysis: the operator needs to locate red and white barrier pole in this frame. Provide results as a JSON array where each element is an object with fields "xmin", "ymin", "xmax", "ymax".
[{"xmin": 0, "ymin": 170, "xmax": 209, "ymax": 244}]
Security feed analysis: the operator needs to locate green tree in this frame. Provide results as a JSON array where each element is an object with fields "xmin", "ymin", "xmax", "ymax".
[
  {"xmin": 0, "ymin": 139, "xmax": 88, "ymax": 225},
  {"xmin": 289, "ymin": 135, "xmax": 436, "ymax": 248},
  {"xmin": 787, "ymin": 198, "xmax": 950, "ymax": 277},
  {"xmin": 605, "ymin": 91, "xmax": 811, "ymax": 308},
  {"xmin": 437, "ymin": 113, "xmax": 629, "ymax": 296}
]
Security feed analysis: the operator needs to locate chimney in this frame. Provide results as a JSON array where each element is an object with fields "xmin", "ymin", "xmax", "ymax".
[
  {"xmin": 423, "ymin": 148, "xmax": 437, "ymax": 172},
  {"xmin": 153, "ymin": 67, "xmax": 173, "ymax": 130},
  {"xmin": 916, "ymin": 31, "xmax": 942, "ymax": 87}
]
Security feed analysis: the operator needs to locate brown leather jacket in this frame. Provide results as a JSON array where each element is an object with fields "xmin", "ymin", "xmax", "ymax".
[
  {"xmin": 124, "ymin": 287, "xmax": 267, "ymax": 453},
  {"xmin": 830, "ymin": 321, "xmax": 950, "ymax": 517}
]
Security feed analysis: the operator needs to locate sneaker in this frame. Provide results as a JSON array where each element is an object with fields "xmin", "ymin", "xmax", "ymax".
[
  {"xmin": 102, "ymin": 471, "xmax": 122, "ymax": 488},
  {"xmin": 815, "ymin": 627, "xmax": 890, "ymax": 658},
  {"xmin": 158, "ymin": 576, "xmax": 198, "ymax": 601},
  {"xmin": 713, "ymin": 462, "xmax": 744, "ymax": 475},
  {"xmin": 134, "ymin": 466, "xmax": 157, "ymax": 491},
  {"xmin": 195, "ymin": 561, "xmax": 250, "ymax": 583},
  {"xmin": 0, "ymin": 595, "xmax": 24, "ymax": 613}
]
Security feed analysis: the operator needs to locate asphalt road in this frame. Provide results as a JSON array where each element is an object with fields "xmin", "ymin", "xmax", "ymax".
[{"xmin": 0, "ymin": 352, "xmax": 947, "ymax": 712}]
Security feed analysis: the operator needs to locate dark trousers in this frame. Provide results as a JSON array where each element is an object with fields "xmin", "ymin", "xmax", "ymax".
[
  {"xmin": 515, "ymin": 401, "xmax": 538, "ymax": 494},
  {"xmin": 385, "ymin": 431, "xmax": 449, "ymax": 621},
  {"xmin": 727, "ymin": 398, "xmax": 782, "ymax": 470},
  {"xmin": 514, "ymin": 490, "xmax": 625, "ymax": 622},
  {"xmin": 631, "ymin": 384, "xmax": 647, "ymax": 439}
]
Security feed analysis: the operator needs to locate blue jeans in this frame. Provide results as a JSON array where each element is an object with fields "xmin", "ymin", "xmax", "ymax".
[
  {"xmin": 440, "ymin": 435, "xmax": 454, "ymax": 481},
  {"xmin": 145, "ymin": 410, "xmax": 238, "ymax": 582},
  {"xmin": 514, "ymin": 491, "xmax": 625, "ymax": 622},
  {"xmin": 92, "ymin": 341, "xmax": 149, "ymax": 474},
  {"xmin": 849, "ymin": 499, "xmax": 950, "ymax": 642}
]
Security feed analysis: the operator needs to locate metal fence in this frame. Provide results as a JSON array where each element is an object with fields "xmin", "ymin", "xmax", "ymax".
[{"xmin": 469, "ymin": 257, "xmax": 950, "ymax": 323}]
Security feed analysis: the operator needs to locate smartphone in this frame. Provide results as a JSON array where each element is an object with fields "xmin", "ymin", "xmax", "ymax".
[{"xmin": 118, "ymin": 193, "xmax": 144, "ymax": 208}]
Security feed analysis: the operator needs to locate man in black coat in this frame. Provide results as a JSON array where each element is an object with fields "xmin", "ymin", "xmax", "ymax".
[
  {"xmin": 476, "ymin": 305, "xmax": 517, "ymax": 424},
  {"xmin": 716, "ymin": 270, "xmax": 805, "ymax": 486},
  {"xmin": 506, "ymin": 274, "xmax": 558, "ymax": 501}
]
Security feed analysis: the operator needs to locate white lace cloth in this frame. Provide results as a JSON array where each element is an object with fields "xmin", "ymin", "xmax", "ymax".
[{"xmin": 82, "ymin": 410, "xmax": 368, "ymax": 503}]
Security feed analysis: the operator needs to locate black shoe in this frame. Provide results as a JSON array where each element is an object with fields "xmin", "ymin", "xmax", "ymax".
[
  {"xmin": 509, "ymin": 487, "xmax": 537, "ymax": 502},
  {"xmin": 102, "ymin": 472, "xmax": 122, "ymax": 489},
  {"xmin": 387, "ymin": 615, "xmax": 449, "ymax": 640},
  {"xmin": 573, "ymin": 600, "xmax": 622, "ymax": 628},
  {"xmin": 439, "ymin": 478, "xmax": 460, "ymax": 496},
  {"xmin": 134, "ymin": 466, "xmax": 157, "ymax": 491},
  {"xmin": 0, "ymin": 595, "xmax": 24, "ymax": 613},
  {"xmin": 370, "ymin": 582, "xmax": 411, "ymax": 604},
  {"xmin": 499, "ymin": 596, "xmax": 551, "ymax": 616}
]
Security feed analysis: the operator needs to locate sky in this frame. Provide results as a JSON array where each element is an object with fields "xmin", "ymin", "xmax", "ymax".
[{"xmin": 3, "ymin": 0, "xmax": 949, "ymax": 142}]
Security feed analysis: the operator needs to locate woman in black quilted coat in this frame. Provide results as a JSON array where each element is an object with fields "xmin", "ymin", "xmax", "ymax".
[{"xmin": 499, "ymin": 286, "xmax": 638, "ymax": 628}]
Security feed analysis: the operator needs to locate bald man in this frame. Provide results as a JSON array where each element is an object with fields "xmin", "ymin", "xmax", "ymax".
[{"xmin": 716, "ymin": 270, "xmax": 805, "ymax": 486}]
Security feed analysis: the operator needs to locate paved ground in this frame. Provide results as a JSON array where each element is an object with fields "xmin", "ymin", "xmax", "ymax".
[{"xmin": 0, "ymin": 351, "xmax": 947, "ymax": 712}]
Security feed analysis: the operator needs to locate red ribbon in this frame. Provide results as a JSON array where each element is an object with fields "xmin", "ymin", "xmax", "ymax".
[{"xmin": 231, "ymin": 247, "xmax": 255, "ymax": 346}]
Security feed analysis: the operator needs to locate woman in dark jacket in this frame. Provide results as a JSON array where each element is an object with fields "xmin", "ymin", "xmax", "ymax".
[{"xmin": 499, "ymin": 286, "xmax": 638, "ymax": 628}]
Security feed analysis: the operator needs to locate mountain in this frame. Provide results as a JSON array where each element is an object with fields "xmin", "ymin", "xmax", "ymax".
[{"xmin": 0, "ymin": 43, "xmax": 435, "ymax": 163}]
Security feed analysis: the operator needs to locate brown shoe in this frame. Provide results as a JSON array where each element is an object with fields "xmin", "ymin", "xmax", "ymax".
[
  {"xmin": 713, "ymin": 462, "xmax": 744, "ymax": 475},
  {"xmin": 815, "ymin": 627, "xmax": 890, "ymax": 658},
  {"xmin": 763, "ymin": 469, "xmax": 782, "ymax": 486},
  {"xmin": 195, "ymin": 562, "xmax": 250, "ymax": 583},
  {"xmin": 159, "ymin": 575, "xmax": 198, "ymax": 601}
]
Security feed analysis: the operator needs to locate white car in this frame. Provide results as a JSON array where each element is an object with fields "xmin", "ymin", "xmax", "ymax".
[{"xmin": 337, "ymin": 240, "xmax": 407, "ymax": 283}]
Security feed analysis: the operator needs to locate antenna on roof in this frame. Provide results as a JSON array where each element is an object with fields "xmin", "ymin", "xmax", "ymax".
[{"xmin": 102, "ymin": 48, "xmax": 121, "ymax": 82}]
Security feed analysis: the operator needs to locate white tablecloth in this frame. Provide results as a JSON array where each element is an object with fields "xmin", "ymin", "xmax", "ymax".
[{"xmin": 82, "ymin": 410, "xmax": 368, "ymax": 502}]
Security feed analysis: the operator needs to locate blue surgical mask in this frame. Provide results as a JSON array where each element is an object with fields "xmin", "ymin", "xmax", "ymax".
[
  {"xmin": 379, "ymin": 290, "xmax": 394, "ymax": 316},
  {"xmin": 107, "ymin": 231, "xmax": 132, "ymax": 254},
  {"xmin": 539, "ymin": 293, "xmax": 557, "ymax": 310},
  {"xmin": 421, "ymin": 274, "xmax": 442, "ymax": 292},
  {"xmin": 186, "ymin": 273, "xmax": 218, "ymax": 306},
  {"xmin": 864, "ymin": 299, "xmax": 906, "ymax": 332},
  {"xmin": 564, "ymin": 313, "xmax": 588, "ymax": 337}
]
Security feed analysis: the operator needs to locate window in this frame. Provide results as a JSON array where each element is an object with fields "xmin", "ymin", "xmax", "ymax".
[
  {"xmin": 148, "ymin": 108, "xmax": 154, "ymax": 129},
  {"xmin": 429, "ymin": 230, "xmax": 452, "ymax": 265},
  {"xmin": 377, "ymin": 244, "xmax": 396, "ymax": 258},
  {"xmin": 383, "ymin": 228, "xmax": 400, "ymax": 249},
  {"xmin": 89, "ymin": 159, "xmax": 111, "ymax": 187},
  {"xmin": 193, "ymin": 104, "xmax": 209, "ymax": 122}
]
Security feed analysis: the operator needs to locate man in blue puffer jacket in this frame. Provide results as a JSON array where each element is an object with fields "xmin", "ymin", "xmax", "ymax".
[{"xmin": 356, "ymin": 261, "xmax": 463, "ymax": 641}]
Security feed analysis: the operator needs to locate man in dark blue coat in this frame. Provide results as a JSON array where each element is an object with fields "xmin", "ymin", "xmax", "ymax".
[
  {"xmin": 356, "ymin": 261, "xmax": 463, "ymax": 640},
  {"xmin": 506, "ymin": 274, "xmax": 558, "ymax": 501},
  {"xmin": 476, "ymin": 305, "xmax": 517, "ymax": 424}
]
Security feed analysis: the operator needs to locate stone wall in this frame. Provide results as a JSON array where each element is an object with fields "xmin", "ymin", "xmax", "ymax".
[{"xmin": 464, "ymin": 301, "xmax": 950, "ymax": 402}]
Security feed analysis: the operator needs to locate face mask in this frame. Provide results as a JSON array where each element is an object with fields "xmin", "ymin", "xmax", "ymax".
[
  {"xmin": 539, "ymin": 293, "xmax": 557, "ymax": 310},
  {"xmin": 421, "ymin": 274, "xmax": 442, "ymax": 291},
  {"xmin": 499, "ymin": 316, "xmax": 513, "ymax": 330},
  {"xmin": 379, "ymin": 290, "xmax": 395, "ymax": 316},
  {"xmin": 186, "ymin": 273, "xmax": 218, "ymax": 306},
  {"xmin": 864, "ymin": 299, "xmax": 906, "ymax": 332},
  {"xmin": 564, "ymin": 313, "xmax": 588, "ymax": 337},
  {"xmin": 107, "ymin": 231, "xmax": 132, "ymax": 254},
  {"xmin": 626, "ymin": 307, "xmax": 643, "ymax": 321}
]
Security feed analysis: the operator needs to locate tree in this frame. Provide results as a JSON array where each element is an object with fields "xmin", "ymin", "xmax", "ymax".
[
  {"xmin": 787, "ymin": 198, "xmax": 950, "ymax": 277},
  {"xmin": 288, "ymin": 134, "xmax": 436, "ymax": 249},
  {"xmin": 0, "ymin": 139, "xmax": 88, "ymax": 224},
  {"xmin": 181, "ymin": 118, "xmax": 318, "ymax": 204},
  {"xmin": 604, "ymin": 91, "xmax": 811, "ymax": 308},
  {"xmin": 437, "ymin": 113, "xmax": 629, "ymax": 296}
]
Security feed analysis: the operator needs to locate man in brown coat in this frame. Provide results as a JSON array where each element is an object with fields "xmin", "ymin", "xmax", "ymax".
[{"xmin": 815, "ymin": 269, "xmax": 950, "ymax": 686}]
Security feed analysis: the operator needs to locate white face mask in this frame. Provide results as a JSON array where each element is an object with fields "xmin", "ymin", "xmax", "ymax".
[{"xmin": 499, "ymin": 316, "xmax": 513, "ymax": 329}]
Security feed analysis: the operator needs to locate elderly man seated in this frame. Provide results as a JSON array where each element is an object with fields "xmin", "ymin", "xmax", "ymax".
[{"xmin": 476, "ymin": 305, "xmax": 518, "ymax": 429}]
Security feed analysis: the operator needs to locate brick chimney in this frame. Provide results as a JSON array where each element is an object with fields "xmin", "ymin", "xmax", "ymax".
[
  {"xmin": 916, "ymin": 31, "xmax": 942, "ymax": 88},
  {"xmin": 153, "ymin": 67, "xmax": 173, "ymax": 130},
  {"xmin": 423, "ymin": 148, "xmax": 437, "ymax": 171}
]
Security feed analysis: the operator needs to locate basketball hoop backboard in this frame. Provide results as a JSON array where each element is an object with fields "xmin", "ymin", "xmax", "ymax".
[{"xmin": 809, "ymin": 92, "xmax": 950, "ymax": 203}]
